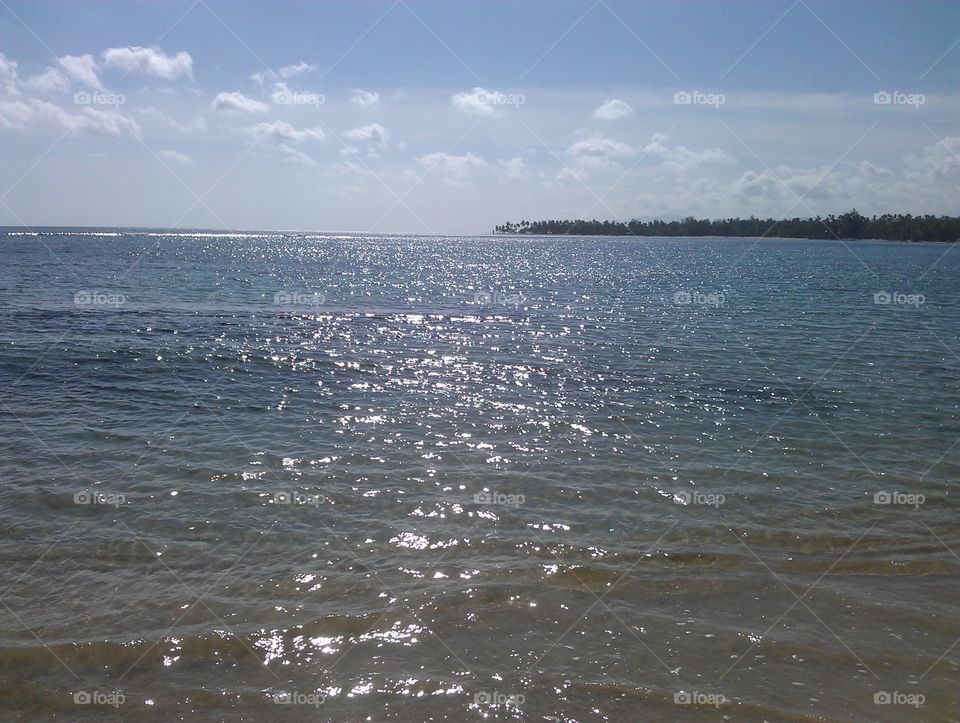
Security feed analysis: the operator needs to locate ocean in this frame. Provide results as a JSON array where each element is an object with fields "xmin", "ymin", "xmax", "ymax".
[{"xmin": 0, "ymin": 229, "xmax": 957, "ymax": 721}]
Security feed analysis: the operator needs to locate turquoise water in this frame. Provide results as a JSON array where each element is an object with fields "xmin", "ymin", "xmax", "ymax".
[{"xmin": 0, "ymin": 230, "xmax": 958, "ymax": 721}]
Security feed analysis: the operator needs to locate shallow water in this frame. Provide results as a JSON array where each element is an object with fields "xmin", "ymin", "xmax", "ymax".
[{"xmin": 0, "ymin": 230, "xmax": 958, "ymax": 721}]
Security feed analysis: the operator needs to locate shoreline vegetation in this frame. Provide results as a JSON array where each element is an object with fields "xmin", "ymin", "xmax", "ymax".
[{"xmin": 493, "ymin": 210, "xmax": 960, "ymax": 242}]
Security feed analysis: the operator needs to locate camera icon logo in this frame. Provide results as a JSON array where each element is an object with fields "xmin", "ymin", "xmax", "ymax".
[
  {"xmin": 674, "ymin": 691, "xmax": 692, "ymax": 704},
  {"xmin": 274, "ymin": 491, "xmax": 293, "ymax": 505},
  {"xmin": 873, "ymin": 291, "xmax": 891, "ymax": 305},
  {"xmin": 73, "ymin": 91, "xmax": 92, "ymax": 105},
  {"xmin": 673, "ymin": 91, "xmax": 692, "ymax": 105},
  {"xmin": 74, "ymin": 691, "xmax": 92, "ymax": 704},
  {"xmin": 873, "ymin": 91, "xmax": 892, "ymax": 105},
  {"xmin": 74, "ymin": 490, "xmax": 92, "ymax": 505},
  {"xmin": 874, "ymin": 691, "xmax": 892, "ymax": 704},
  {"xmin": 674, "ymin": 490, "xmax": 692, "ymax": 505},
  {"xmin": 874, "ymin": 491, "xmax": 892, "ymax": 505},
  {"xmin": 273, "ymin": 691, "xmax": 292, "ymax": 704}
]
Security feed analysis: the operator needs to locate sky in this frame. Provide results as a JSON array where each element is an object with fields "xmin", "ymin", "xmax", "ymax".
[{"xmin": 1, "ymin": 0, "xmax": 959, "ymax": 234}]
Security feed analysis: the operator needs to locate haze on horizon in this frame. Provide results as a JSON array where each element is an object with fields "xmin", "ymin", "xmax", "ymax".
[{"xmin": 1, "ymin": 0, "xmax": 959, "ymax": 235}]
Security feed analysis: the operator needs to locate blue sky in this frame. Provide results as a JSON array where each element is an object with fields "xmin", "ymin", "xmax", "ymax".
[{"xmin": 1, "ymin": 0, "xmax": 959, "ymax": 232}]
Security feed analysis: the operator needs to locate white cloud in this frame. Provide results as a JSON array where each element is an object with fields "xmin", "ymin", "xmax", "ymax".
[
  {"xmin": 904, "ymin": 136, "xmax": 960, "ymax": 184},
  {"xmin": 858, "ymin": 160, "xmax": 894, "ymax": 179},
  {"xmin": 568, "ymin": 135, "xmax": 637, "ymax": 160},
  {"xmin": 0, "ymin": 97, "xmax": 139, "ymax": 138},
  {"xmin": 559, "ymin": 134, "xmax": 638, "ymax": 181},
  {"xmin": 248, "ymin": 120, "xmax": 324, "ymax": 143},
  {"xmin": 343, "ymin": 122, "xmax": 387, "ymax": 150},
  {"xmin": 451, "ymin": 87, "xmax": 497, "ymax": 116},
  {"xmin": 641, "ymin": 133, "xmax": 734, "ymax": 169},
  {"xmin": 730, "ymin": 169, "xmax": 783, "ymax": 204},
  {"xmin": 593, "ymin": 98, "xmax": 633, "ymax": 120},
  {"xmin": 159, "ymin": 149, "xmax": 192, "ymax": 165},
  {"xmin": 22, "ymin": 67, "xmax": 70, "ymax": 94},
  {"xmin": 102, "ymin": 46, "xmax": 193, "ymax": 80},
  {"xmin": 57, "ymin": 54, "xmax": 102, "ymax": 90},
  {"xmin": 350, "ymin": 89, "xmax": 380, "ymax": 108},
  {"xmin": 0, "ymin": 100, "xmax": 32, "ymax": 128},
  {"xmin": 0, "ymin": 53, "xmax": 20, "ymax": 95},
  {"xmin": 251, "ymin": 61, "xmax": 316, "ymax": 85},
  {"xmin": 279, "ymin": 61, "xmax": 315, "ymax": 78},
  {"xmin": 210, "ymin": 91, "xmax": 270, "ymax": 114},
  {"xmin": 278, "ymin": 143, "xmax": 317, "ymax": 166}
]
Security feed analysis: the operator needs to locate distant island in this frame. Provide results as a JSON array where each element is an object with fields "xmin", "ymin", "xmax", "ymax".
[{"xmin": 493, "ymin": 210, "xmax": 960, "ymax": 242}]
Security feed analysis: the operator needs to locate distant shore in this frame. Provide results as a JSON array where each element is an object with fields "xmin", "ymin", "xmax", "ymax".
[{"xmin": 494, "ymin": 210, "xmax": 960, "ymax": 243}]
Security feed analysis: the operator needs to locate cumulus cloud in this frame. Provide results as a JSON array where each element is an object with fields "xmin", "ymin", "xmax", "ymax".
[
  {"xmin": 730, "ymin": 169, "xmax": 783, "ymax": 204},
  {"xmin": 159, "ymin": 149, "xmax": 192, "ymax": 165},
  {"xmin": 0, "ymin": 54, "xmax": 20, "ymax": 95},
  {"xmin": 248, "ymin": 120, "xmax": 324, "ymax": 143},
  {"xmin": 22, "ymin": 67, "xmax": 70, "ymax": 94},
  {"xmin": 57, "ymin": 54, "xmax": 102, "ymax": 90},
  {"xmin": 568, "ymin": 135, "xmax": 637, "ymax": 160},
  {"xmin": 903, "ymin": 136, "xmax": 960, "ymax": 184},
  {"xmin": 343, "ymin": 122, "xmax": 387, "ymax": 150},
  {"xmin": 641, "ymin": 133, "xmax": 734, "ymax": 169},
  {"xmin": 0, "ymin": 97, "xmax": 139, "ymax": 137},
  {"xmin": 858, "ymin": 160, "xmax": 894, "ymax": 179},
  {"xmin": 280, "ymin": 61, "xmax": 315, "ymax": 78},
  {"xmin": 102, "ymin": 46, "xmax": 193, "ymax": 80},
  {"xmin": 251, "ymin": 61, "xmax": 316, "ymax": 85},
  {"xmin": 558, "ymin": 134, "xmax": 638, "ymax": 181},
  {"xmin": 350, "ymin": 89, "xmax": 380, "ymax": 108},
  {"xmin": 211, "ymin": 91, "xmax": 270, "ymax": 114},
  {"xmin": 278, "ymin": 143, "xmax": 317, "ymax": 166},
  {"xmin": 593, "ymin": 98, "xmax": 633, "ymax": 120}
]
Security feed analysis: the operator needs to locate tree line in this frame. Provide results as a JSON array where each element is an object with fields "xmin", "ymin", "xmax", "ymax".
[{"xmin": 493, "ymin": 210, "xmax": 960, "ymax": 242}]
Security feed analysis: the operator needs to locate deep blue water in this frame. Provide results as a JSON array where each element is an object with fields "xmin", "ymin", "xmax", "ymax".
[{"xmin": 0, "ymin": 230, "xmax": 958, "ymax": 721}]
